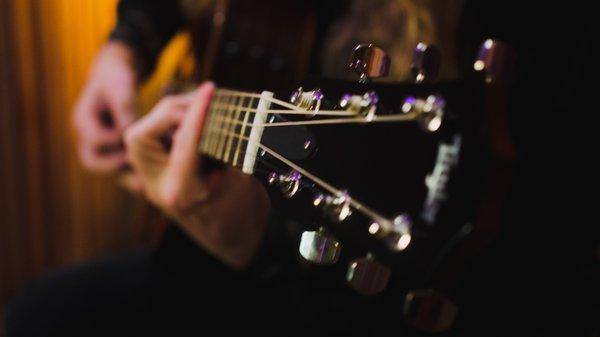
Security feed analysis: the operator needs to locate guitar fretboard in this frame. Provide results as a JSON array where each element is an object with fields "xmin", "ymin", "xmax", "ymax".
[{"xmin": 200, "ymin": 89, "xmax": 272, "ymax": 174}]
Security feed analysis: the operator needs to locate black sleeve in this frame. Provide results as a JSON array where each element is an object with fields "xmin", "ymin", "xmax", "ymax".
[{"xmin": 109, "ymin": 0, "xmax": 184, "ymax": 79}]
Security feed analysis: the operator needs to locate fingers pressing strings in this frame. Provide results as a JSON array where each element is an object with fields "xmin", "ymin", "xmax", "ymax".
[{"xmin": 168, "ymin": 82, "xmax": 215, "ymax": 179}]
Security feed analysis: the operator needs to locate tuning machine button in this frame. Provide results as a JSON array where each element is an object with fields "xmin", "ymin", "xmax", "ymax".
[
  {"xmin": 268, "ymin": 170, "xmax": 302, "ymax": 198},
  {"xmin": 348, "ymin": 44, "xmax": 391, "ymax": 82},
  {"xmin": 346, "ymin": 253, "xmax": 391, "ymax": 295},
  {"xmin": 401, "ymin": 95, "xmax": 445, "ymax": 132},
  {"xmin": 411, "ymin": 42, "xmax": 441, "ymax": 83},
  {"xmin": 299, "ymin": 227, "xmax": 342, "ymax": 265},
  {"xmin": 403, "ymin": 289, "xmax": 458, "ymax": 333},
  {"xmin": 474, "ymin": 39, "xmax": 516, "ymax": 84},
  {"xmin": 290, "ymin": 87, "xmax": 323, "ymax": 114},
  {"xmin": 313, "ymin": 192, "xmax": 353, "ymax": 222},
  {"xmin": 369, "ymin": 214, "xmax": 412, "ymax": 251},
  {"xmin": 339, "ymin": 91, "xmax": 378, "ymax": 121}
]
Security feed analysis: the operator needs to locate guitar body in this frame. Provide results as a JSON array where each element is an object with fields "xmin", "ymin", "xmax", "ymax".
[{"xmin": 189, "ymin": 0, "xmax": 320, "ymax": 91}]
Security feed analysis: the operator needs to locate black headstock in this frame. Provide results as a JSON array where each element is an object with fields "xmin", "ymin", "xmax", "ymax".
[{"xmin": 202, "ymin": 39, "xmax": 516, "ymax": 333}]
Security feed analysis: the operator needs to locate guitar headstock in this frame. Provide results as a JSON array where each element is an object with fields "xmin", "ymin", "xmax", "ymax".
[{"xmin": 201, "ymin": 39, "xmax": 515, "ymax": 333}]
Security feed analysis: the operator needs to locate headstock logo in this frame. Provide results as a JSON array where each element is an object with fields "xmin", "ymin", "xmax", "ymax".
[{"xmin": 421, "ymin": 134, "xmax": 462, "ymax": 225}]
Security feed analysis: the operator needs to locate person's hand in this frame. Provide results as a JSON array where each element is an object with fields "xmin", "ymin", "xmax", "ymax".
[
  {"xmin": 124, "ymin": 82, "xmax": 271, "ymax": 269},
  {"xmin": 73, "ymin": 41, "xmax": 142, "ymax": 193}
]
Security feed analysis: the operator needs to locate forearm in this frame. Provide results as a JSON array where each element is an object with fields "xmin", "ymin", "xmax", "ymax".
[{"xmin": 109, "ymin": 0, "xmax": 184, "ymax": 80}]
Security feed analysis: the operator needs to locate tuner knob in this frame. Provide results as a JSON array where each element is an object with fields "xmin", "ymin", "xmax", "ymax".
[
  {"xmin": 299, "ymin": 227, "xmax": 342, "ymax": 265},
  {"xmin": 403, "ymin": 289, "xmax": 458, "ymax": 333},
  {"xmin": 473, "ymin": 39, "xmax": 516, "ymax": 84},
  {"xmin": 411, "ymin": 42, "xmax": 441, "ymax": 83},
  {"xmin": 348, "ymin": 44, "xmax": 391, "ymax": 82},
  {"xmin": 346, "ymin": 253, "xmax": 391, "ymax": 295}
]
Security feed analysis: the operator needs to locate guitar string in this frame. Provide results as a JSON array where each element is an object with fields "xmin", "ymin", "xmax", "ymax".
[
  {"xmin": 210, "ymin": 89, "xmax": 373, "ymax": 117},
  {"xmin": 202, "ymin": 125, "xmax": 393, "ymax": 227},
  {"xmin": 205, "ymin": 109, "xmax": 418, "ymax": 128},
  {"xmin": 210, "ymin": 102, "xmax": 357, "ymax": 116},
  {"xmin": 209, "ymin": 91, "xmax": 356, "ymax": 116},
  {"xmin": 214, "ymin": 89, "xmax": 302, "ymax": 113}
]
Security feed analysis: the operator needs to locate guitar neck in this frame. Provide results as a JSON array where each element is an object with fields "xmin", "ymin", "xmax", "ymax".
[{"xmin": 199, "ymin": 88, "xmax": 274, "ymax": 175}]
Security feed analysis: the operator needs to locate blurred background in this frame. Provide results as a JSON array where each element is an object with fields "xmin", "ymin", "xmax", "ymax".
[
  {"xmin": 0, "ymin": 0, "xmax": 188, "ymax": 327},
  {"xmin": 0, "ymin": 0, "xmax": 596, "ymax": 335}
]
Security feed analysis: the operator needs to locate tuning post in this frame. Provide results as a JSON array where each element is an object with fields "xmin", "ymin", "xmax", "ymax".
[
  {"xmin": 290, "ymin": 87, "xmax": 323, "ymax": 114},
  {"xmin": 346, "ymin": 253, "xmax": 391, "ymax": 295},
  {"xmin": 267, "ymin": 170, "xmax": 302, "ymax": 198},
  {"xmin": 369, "ymin": 213, "xmax": 412, "ymax": 251},
  {"xmin": 312, "ymin": 193, "xmax": 326, "ymax": 207},
  {"xmin": 313, "ymin": 192, "xmax": 353, "ymax": 222},
  {"xmin": 401, "ymin": 95, "xmax": 445, "ymax": 132},
  {"xmin": 299, "ymin": 227, "xmax": 342, "ymax": 265},
  {"xmin": 339, "ymin": 91, "xmax": 378, "ymax": 121},
  {"xmin": 348, "ymin": 44, "xmax": 390, "ymax": 82}
]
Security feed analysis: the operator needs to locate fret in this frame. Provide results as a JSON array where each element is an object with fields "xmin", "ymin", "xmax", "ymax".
[
  {"xmin": 203, "ymin": 92, "xmax": 218, "ymax": 157},
  {"xmin": 215, "ymin": 94, "xmax": 232, "ymax": 161},
  {"xmin": 230, "ymin": 96, "xmax": 250, "ymax": 168},
  {"xmin": 222, "ymin": 95, "xmax": 239, "ymax": 164},
  {"xmin": 233, "ymin": 96, "xmax": 254, "ymax": 168},
  {"xmin": 209, "ymin": 92, "xmax": 225, "ymax": 157},
  {"xmin": 201, "ymin": 92, "xmax": 219, "ymax": 156},
  {"xmin": 227, "ymin": 97, "xmax": 242, "ymax": 167}
]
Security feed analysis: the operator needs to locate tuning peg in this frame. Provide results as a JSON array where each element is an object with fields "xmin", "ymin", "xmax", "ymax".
[
  {"xmin": 346, "ymin": 253, "xmax": 391, "ymax": 295},
  {"xmin": 313, "ymin": 192, "xmax": 353, "ymax": 222},
  {"xmin": 290, "ymin": 87, "xmax": 323, "ymax": 113},
  {"xmin": 369, "ymin": 214, "xmax": 412, "ymax": 251},
  {"xmin": 411, "ymin": 42, "xmax": 441, "ymax": 83},
  {"xmin": 299, "ymin": 227, "xmax": 342, "ymax": 265},
  {"xmin": 403, "ymin": 289, "xmax": 458, "ymax": 333},
  {"xmin": 339, "ymin": 91, "xmax": 378, "ymax": 120},
  {"xmin": 401, "ymin": 95, "xmax": 445, "ymax": 132},
  {"xmin": 473, "ymin": 39, "xmax": 516, "ymax": 84},
  {"xmin": 348, "ymin": 44, "xmax": 391, "ymax": 82},
  {"xmin": 268, "ymin": 170, "xmax": 302, "ymax": 198}
]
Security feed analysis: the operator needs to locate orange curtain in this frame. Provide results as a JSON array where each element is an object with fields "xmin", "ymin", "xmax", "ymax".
[{"xmin": 0, "ymin": 0, "xmax": 187, "ymax": 321}]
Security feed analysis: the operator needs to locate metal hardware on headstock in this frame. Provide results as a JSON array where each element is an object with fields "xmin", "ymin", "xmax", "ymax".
[
  {"xmin": 313, "ymin": 192, "xmax": 353, "ymax": 222},
  {"xmin": 298, "ymin": 227, "xmax": 342, "ymax": 265},
  {"xmin": 267, "ymin": 170, "xmax": 302, "ymax": 198},
  {"xmin": 339, "ymin": 91, "xmax": 378, "ymax": 121},
  {"xmin": 289, "ymin": 87, "xmax": 323, "ymax": 113},
  {"xmin": 474, "ymin": 39, "xmax": 516, "ymax": 84},
  {"xmin": 348, "ymin": 44, "xmax": 390, "ymax": 82},
  {"xmin": 369, "ymin": 214, "xmax": 412, "ymax": 251},
  {"xmin": 403, "ymin": 289, "xmax": 458, "ymax": 333},
  {"xmin": 411, "ymin": 42, "xmax": 441, "ymax": 83},
  {"xmin": 346, "ymin": 253, "xmax": 391, "ymax": 295},
  {"xmin": 401, "ymin": 95, "xmax": 446, "ymax": 132}
]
